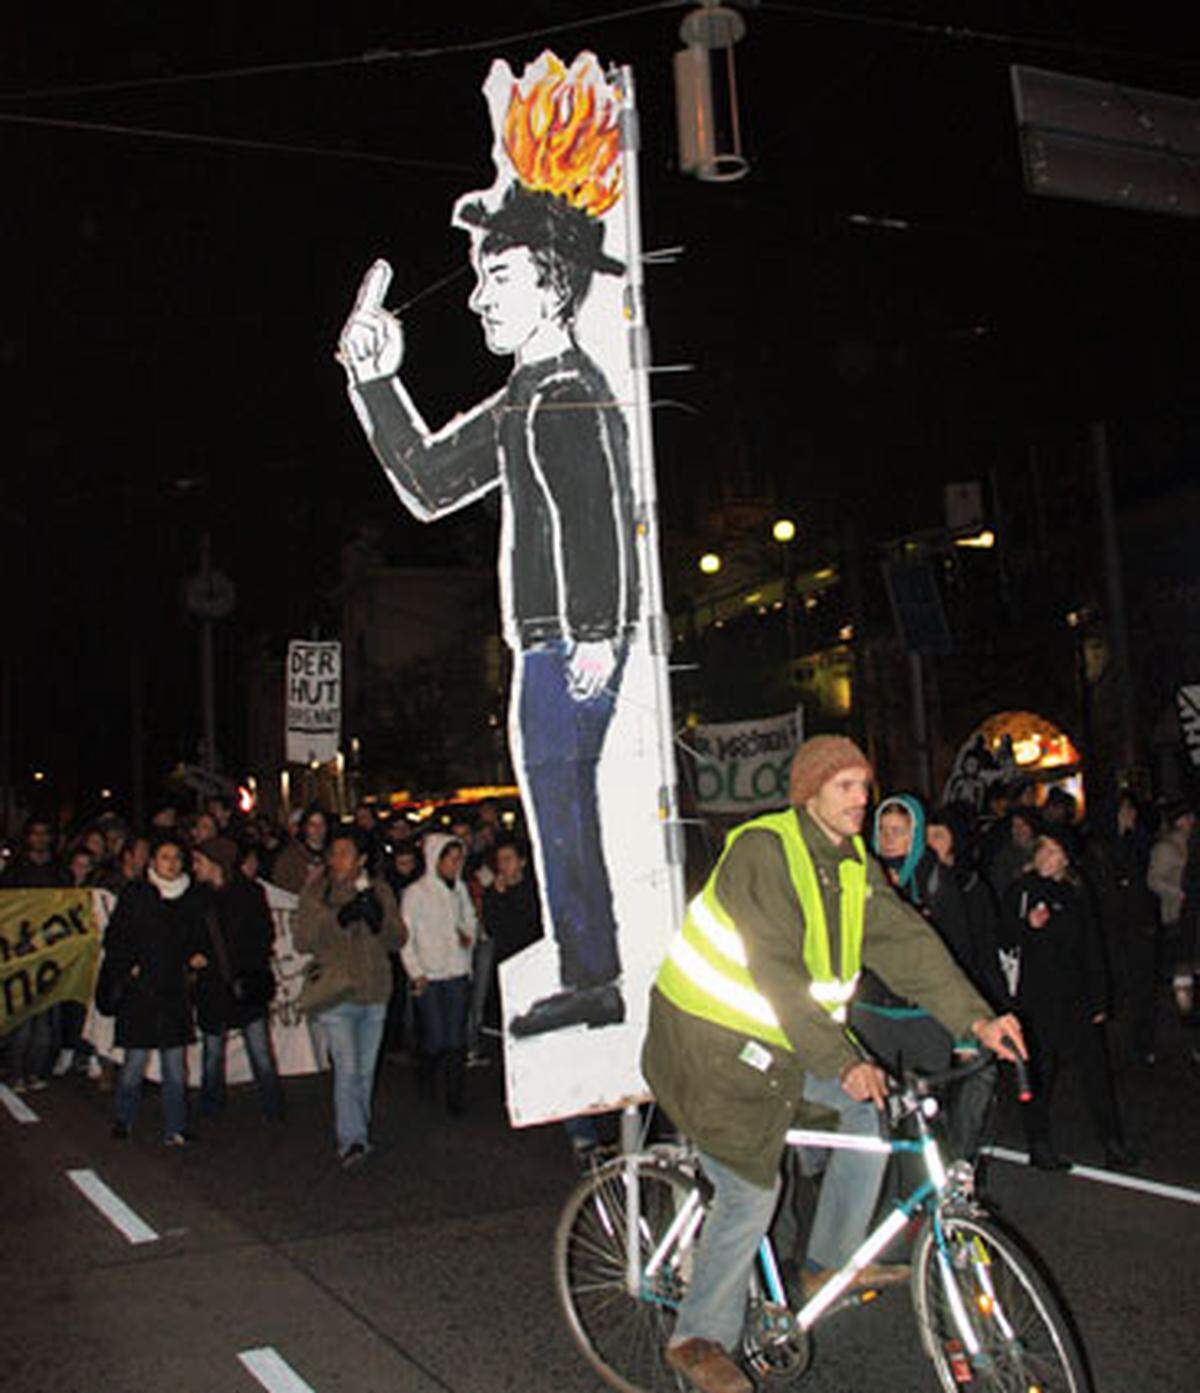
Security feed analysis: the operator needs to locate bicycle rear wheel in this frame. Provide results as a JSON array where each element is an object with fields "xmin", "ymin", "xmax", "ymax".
[
  {"xmin": 912, "ymin": 1211, "xmax": 1090, "ymax": 1393},
  {"xmin": 554, "ymin": 1154, "xmax": 701, "ymax": 1393}
]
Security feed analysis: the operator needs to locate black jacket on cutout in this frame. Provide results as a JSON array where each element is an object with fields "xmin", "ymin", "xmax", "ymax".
[{"xmin": 356, "ymin": 347, "xmax": 639, "ymax": 648}]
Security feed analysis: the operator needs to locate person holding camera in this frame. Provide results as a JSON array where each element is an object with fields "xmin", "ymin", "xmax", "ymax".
[{"xmin": 295, "ymin": 827, "xmax": 404, "ymax": 1167}]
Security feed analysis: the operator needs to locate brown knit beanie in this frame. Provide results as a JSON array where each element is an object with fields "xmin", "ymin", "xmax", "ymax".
[
  {"xmin": 789, "ymin": 735, "xmax": 873, "ymax": 807},
  {"xmin": 194, "ymin": 836, "xmax": 239, "ymax": 882}
]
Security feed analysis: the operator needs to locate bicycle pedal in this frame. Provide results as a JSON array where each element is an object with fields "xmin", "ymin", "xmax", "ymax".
[{"xmin": 944, "ymin": 1338, "xmax": 973, "ymax": 1384}]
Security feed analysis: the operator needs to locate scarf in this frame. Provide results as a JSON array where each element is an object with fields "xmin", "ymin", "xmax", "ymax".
[{"xmin": 148, "ymin": 867, "xmax": 191, "ymax": 900}]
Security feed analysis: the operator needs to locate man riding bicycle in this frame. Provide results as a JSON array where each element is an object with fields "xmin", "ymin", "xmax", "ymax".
[{"xmin": 642, "ymin": 735, "xmax": 1026, "ymax": 1393}]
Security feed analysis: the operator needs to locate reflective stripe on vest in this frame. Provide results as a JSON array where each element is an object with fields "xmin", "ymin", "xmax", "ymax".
[{"xmin": 656, "ymin": 810, "xmax": 868, "ymax": 1045}]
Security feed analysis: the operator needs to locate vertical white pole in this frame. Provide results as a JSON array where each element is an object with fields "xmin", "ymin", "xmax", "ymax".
[
  {"xmin": 615, "ymin": 71, "xmax": 678, "ymax": 1293},
  {"xmin": 621, "ymin": 1103, "xmax": 642, "ymax": 1295},
  {"xmin": 616, "ymin": 64, "xmax": 687, "ymax": 926}
]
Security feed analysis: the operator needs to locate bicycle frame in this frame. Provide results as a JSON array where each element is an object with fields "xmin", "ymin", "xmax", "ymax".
[
  {"xmin": 780, "ymin": 1121, "xmax": 945, "ymax": 1330},
  {"xmin": 565, "ymin": 1057, "xmax": 1088, "ymax": 1393},
  {"xmin": 624, "ymin": 1098, "xmax": 968, "ymax": 1337}
]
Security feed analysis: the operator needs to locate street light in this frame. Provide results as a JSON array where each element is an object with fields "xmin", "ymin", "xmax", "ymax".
[
  {"xmin": 954, "ymin": 528, "xmax": 996, "ymax": 549},
  {"xmin": 772, "ymin": 520, "xmax": 797, "ymax": 665},
  {"xmin": 674, "ymin": 2, "xmax": 750, "ymax": 182},
  {"xmin": 699, "ymin": 552, "xmax": 722, "ymax": 575}
]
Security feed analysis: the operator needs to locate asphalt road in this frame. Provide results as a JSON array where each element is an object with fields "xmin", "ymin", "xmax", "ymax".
[{"xmin": 4, "ymin": 1012, "xmax": 1197, "ymax": 1393}]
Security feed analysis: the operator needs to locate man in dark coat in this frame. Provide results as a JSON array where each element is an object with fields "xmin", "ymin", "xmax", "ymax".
[
  {"xmin": 1084, "ymin": 791, "xmax": 1159, "ymax": 1064},
  {"xmin": 1000, "ymin": 829, "xmax": 1136, "ymax": 1171},
  {"xmin": 926, "ymin": 806, "xmax": 1007, "ymax": 1007},
  {"xmin": 3, "ymin": 816, "xmax": 67, "ymax": 888},
  {"xmin": 482, "ymin": 839, "xmax": 542, "ymax": 966},
  {"xmin": 3, "ymin": 816, "xmax": 69, "ymax": 1089}
]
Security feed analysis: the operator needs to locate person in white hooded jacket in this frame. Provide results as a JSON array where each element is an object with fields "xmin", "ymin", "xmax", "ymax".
[{"xmin": 401, "ymin": 833, "xmax": 477, "ymax": 1113}]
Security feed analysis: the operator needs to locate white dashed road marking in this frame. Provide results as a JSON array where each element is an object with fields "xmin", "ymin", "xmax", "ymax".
[
  {"xmin": 0, "ymin": 1083, "xmax": 39, "ymax": 1123},
  {"xmin": 983, "ymin": 1145, "xmax": 1200, "ymax": 1206},
  {"xmin": 239, "ymin": 1347, "xmax": 320, "ymax": 1393},
  {"xmin": 67, "ymin": 1168, "xmax": 159, "ymax": 1244}
]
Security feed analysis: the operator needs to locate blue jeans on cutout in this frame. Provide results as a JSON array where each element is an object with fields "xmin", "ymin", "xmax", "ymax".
[
  {"xmin": 415, "ymin": 976, "xmax": 470, "ymax": 1057},
  {"xmin": 318, "ymin": 1001, "xmax": 386, "ymax": 1152},
  {"xmin": 517, "ymin": 640, "xmax": 626, "ymax": 988},
  {"xmin": 201, "ymin": 1016, "xmax": 284, "ymax": 1119},
  {"xmin": 673, "ymin": 1073, "xmax": 886, "ymax": 1351},
  {"xmin": 115, "ymin": 1046, "xmax": 188, "ymax": 1139}
]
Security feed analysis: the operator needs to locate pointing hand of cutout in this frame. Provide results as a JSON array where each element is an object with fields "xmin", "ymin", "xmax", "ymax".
[{"xmin": 338, "ymin": 260, "xmax": 404, "ymax": 384}]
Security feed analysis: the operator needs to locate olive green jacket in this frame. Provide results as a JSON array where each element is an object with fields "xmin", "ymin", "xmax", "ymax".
[
  {"xmin": 294, "ymin": 873, "xmax": 403, "ymax": 1006},
  {"xmin": 642, "ymin": 808, "xmax": 990, "ymax": 1187}
]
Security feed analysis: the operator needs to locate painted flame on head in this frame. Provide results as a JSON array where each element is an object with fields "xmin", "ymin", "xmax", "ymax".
[{"xmin": 503, "ymin": 52, "xmax": 622, "ymax": 217}]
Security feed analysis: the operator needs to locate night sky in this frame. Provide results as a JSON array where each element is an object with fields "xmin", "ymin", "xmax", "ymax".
[{"xmin": 4, "ymin": 2, "xmax": 1197, "ymax": 803}]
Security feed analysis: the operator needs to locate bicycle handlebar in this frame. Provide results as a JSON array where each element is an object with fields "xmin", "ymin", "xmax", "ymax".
[
  {"xmin": 905, "ymin": 1049, "xmax": 994, "ymax": 1096},
  {"xmin": 900, "ymin": 1035, "xmax": 1031, "ymax": 1102},
  {"xmin": 1002, "ymin": 1034, "xmax": 1033, "ymax": 1103}
]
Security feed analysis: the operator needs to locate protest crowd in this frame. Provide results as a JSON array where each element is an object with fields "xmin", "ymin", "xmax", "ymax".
[
  {"xmin": 2, "ymin": 774, "xmax": 1197, "ymax": 1173},
  {"xmin": 0, "ymin": 793, "xmax": 542, "ymax": 1164}
]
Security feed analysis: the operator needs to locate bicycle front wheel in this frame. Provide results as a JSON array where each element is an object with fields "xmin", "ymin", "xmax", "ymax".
[
  {"xmin": 912, "ymin": 1211, "xmax": 1091, "ymax": 1393},
  {"xmin": 554, "ymin": 1154, "xmax": 702, "ymax": 1393}
]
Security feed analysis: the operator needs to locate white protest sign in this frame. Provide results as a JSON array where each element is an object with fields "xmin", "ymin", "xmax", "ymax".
[
  {"xmin": 339, "ymin": 51, "xmax": 687, "ymax": 1127},
  {"xmin": 1177, "ymin": 685, "xmax": 1200, "ymax": 769},
  {"xmin": 286, "ymin": 640, "xmax": 341, "ymax": 765},
  {"xmin": 84, "ymin": 883, "xmax": 323, "ymax": 1082},
  {"xmin": 689, "ymin": 711, "xmax": 803, "ymax": 814}
]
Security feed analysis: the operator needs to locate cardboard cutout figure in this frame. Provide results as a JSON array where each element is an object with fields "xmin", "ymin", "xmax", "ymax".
[
  {"xmin": 339, "ymin": 52, "xmax": 681, "ymax": 1123},
  {"xmin": 943, "ymin": 731, "xmax": 1018, "ymax": 811}
]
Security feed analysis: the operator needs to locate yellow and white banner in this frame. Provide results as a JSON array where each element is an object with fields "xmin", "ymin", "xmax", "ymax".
[{"xmin": 0, "ymin": 889, "xmax": 102, "ymax": 1036}]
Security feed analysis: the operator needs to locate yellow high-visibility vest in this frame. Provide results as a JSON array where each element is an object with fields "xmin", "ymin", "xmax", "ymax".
[{"xmin": 656, "ymin": 810, "xmax": 868, "ymax": 1047}]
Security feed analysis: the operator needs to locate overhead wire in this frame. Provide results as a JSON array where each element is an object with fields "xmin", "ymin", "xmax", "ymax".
[
  {"xmin": 0, "ymin": 1, "xmax": 1190, "ymax": 177},
  {"xmin": 0, "ymin": 110, "xmax": 479, "ymax": 171},
  {"xmin": 0, "ymin": 0, "xmax": 1192, "ymax": 111},
  {"xmin": 0, "ymin": 2, "xmax": 683, "ymax": 104},
  {"xmin": 758, "ymin": 3, "xmax": 1200, "ymax": 71}
]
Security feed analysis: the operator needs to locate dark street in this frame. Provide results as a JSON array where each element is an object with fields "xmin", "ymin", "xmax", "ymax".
[{"xmin": 4, "ymin": 1008, "xmax": 1197, "ymax": 1393}]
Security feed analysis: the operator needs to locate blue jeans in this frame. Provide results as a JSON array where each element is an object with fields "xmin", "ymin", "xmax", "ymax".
[
  {"xmin": 563, "ymin": 1113, "xmax": 601, "ymax": 1150},
  {"xmin": 517, "ymin": 640, "xmax": 626, "ymax": 988},
  {"xmin": 673, "ymin": 1152, "xmax": 780, "ymax": 1352},
  {"xmin": 8, "ymin": 1007, "xmax": 56, "ymax": 1082},
  {"xmin": 467, "ymin": 938, "xmax": 496, "ymax": 1052},
  {"xmin": 318, "ymin": 1001, "xmax": 386, "ymax": 1152},
  {"xmin": 201, "ymin": 1016, "xmax": 284, "ymax": 1119},
  {"xmin": 673, "ymin": 1073, "xmax": 886, "ymax": 1351},
  {"xmin": 415, "ymin": 976, "xmax": 470, "ymax": 1057},
  {"xmin": 115, "ymin": 1046, "xmax": 187, "ymax": 1139},
  {"xmin": 800, "ymin": 1072, "xmax": 888, "ymax": 1270}
]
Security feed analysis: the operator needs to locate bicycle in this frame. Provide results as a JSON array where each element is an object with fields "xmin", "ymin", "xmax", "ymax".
[{"xmin": 554, "ymin": 1052, "xmax": 1090, "ymax": 1392}]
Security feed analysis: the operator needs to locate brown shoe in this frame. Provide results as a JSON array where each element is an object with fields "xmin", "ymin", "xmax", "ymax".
[
  {"xmin": 800, "ymin": 1261, "xmax": 910, "ymax": 1300},
  {"xmin": 664, "ymin": 1338, "xmax": 752, "ymax": 1393}
]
